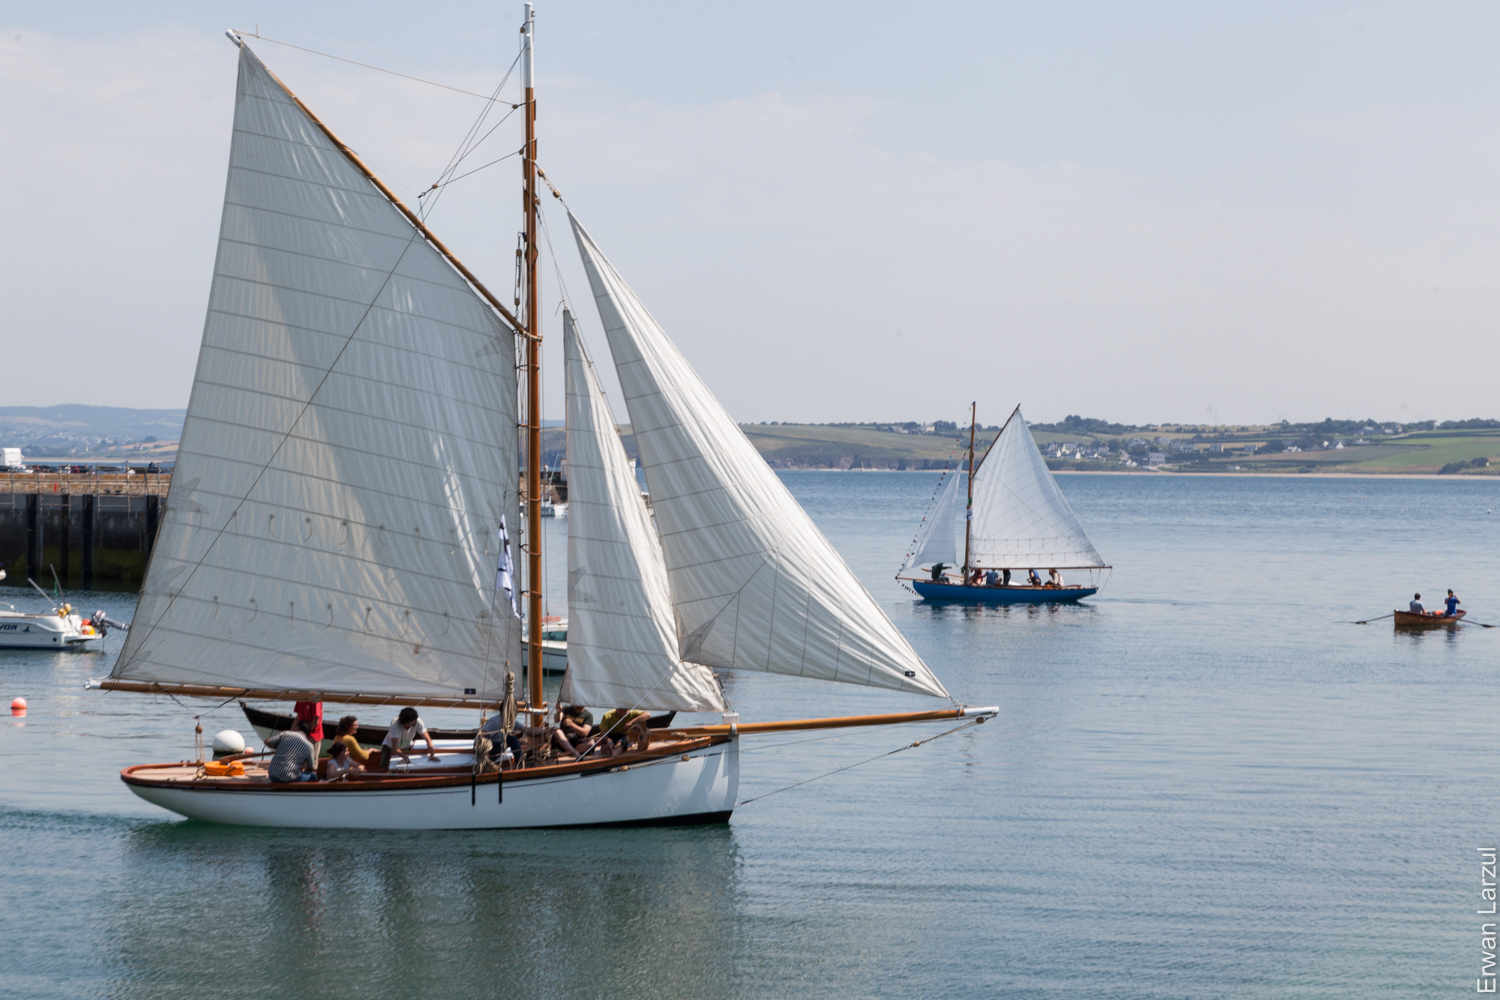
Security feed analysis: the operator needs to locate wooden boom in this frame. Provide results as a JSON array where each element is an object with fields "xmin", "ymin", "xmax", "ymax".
[{"xmin": 671, "ymin": 706, "xmax": 998, "ymax": 737}]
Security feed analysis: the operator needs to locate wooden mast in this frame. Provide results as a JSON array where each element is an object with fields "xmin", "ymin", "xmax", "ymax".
[
  {"xmin": 521, "ymin": 4, "xmax": 545, "ymax": 722},
  {"xmin": 963, "ymin": 402, "xmax": 976, "ymax": 577}
]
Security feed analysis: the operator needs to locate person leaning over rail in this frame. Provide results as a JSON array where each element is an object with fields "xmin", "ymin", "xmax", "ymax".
[
  {"xmin": 380, "ymin": 707, "xmax": 439, "ymax": 769},
  {"xmin": 263, "ymin": 720, "xmax": 319, "ymax": 783}
]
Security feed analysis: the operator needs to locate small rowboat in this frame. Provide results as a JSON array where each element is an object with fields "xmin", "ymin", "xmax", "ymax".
[{"xmin": 1393, "ymin": 610, "xmax": 1466, "ymax": 629}]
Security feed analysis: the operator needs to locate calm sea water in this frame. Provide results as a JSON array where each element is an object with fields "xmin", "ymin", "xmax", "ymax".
[{"xmin": 3, "ymin": 471, "xmax": 1499, "ymax": 999}]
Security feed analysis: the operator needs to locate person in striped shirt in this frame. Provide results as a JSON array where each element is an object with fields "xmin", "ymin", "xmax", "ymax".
[{"xmin": 263, "ymin": 720, "xmax": 318, "ymax": 783}]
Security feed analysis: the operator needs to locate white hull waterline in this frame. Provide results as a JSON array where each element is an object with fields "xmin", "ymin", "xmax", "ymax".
[{"xmin": 123, "ymin": 737, "xmax": 737, "ymax": 829}]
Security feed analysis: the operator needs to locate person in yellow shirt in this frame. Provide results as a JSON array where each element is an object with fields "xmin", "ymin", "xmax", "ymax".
[
  {"xmin": 331, "ymin": 715, "xmax": 378, "ymax": 769},
  {"xmin": 595, "ymin": 707, "xmax": 651, "ymax": 756}
]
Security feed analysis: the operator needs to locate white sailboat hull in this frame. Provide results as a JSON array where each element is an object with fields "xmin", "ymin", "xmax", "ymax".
[{"xmin": 124, "ymin": 737, "xmax": 738, "ymax": 829}]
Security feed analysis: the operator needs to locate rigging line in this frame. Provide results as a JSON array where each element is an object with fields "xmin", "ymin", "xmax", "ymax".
[
  {"xmin": 443, "ymin": 107, "xmax": 521, "ymax": 176},
  {"xmin": 233, "ymin": 31, "xmax": 516, "ymax": 104},
  {"xmin": 118, "ymin": 229, "xmax": 427, "ymax": 675},
  {"xmin": 428, "ymin": 61, "xmax": 521, "ymax": 195},
  {"xmin": 418, "ymin": 95, "xmax": 517, "ymax": 224},
  {"xmin": 736, "ymin": 717, "xmax": 987, "ymax": 807},
  {"xmin": 409, "ymin": 47, "xmax": 522, "ymax": 225},
  {"xmin": 536, "ymin": 199, "xmax": 577, "ymax": 316},
  {"xmin": 423, "ymin": 149, "xmax": 522, "ymax": 200}
]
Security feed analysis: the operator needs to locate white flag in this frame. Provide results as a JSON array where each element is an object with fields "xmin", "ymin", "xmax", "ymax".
[{"xmin": 496, "ymin": 516, "xmax": 519, "ymax": 618}]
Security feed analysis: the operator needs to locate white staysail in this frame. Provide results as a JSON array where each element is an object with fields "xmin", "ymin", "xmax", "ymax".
[
  {"xmin": 966, "ymin": 408, "xmax": 1106, "ymax": 570},
  {"xmin": 903, "ymin": 470, "xmax": 961, "ymax": 572},
  {"xmin": 558, "ymin": 312, "xmax": 726, "ymax": 712},
  {"xmin": 112, "ymin": 44, "xmax": 523, "ymax": 699},
  {"xmin": 570, "ymin": 214, "xmax": 949, "ymax": 700}
]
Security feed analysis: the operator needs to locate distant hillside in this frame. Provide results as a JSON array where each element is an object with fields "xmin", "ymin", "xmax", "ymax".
[
  {"xmin": 8, "ymin": 406, "xmax": 1497, "ymax": 475},
  {"xmin": 0, "ymin": 405, "xmax": 186, "ymax": 458}
]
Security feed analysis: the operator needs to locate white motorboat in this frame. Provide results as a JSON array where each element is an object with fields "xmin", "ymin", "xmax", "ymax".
[
  {"xmin": 93, "ymin": 14, "xmax": 994, "ymax": 829},
  {"xmin": 0, "ymin": 604, "xmax": 102, "ymax": 650}
]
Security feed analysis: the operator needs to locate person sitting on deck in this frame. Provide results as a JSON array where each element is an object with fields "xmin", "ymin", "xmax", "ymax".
[
  {"xmin": 1028, "ymin": 569, "xmax": 1043, "ymax": 587},
  {"xmin": 331, "ymin": 716, "xmax": 378, "ymax": 769},
  {"xmin": 559, "ymin": 704, "xmax": 594, "ymax": 746},
  {"xmin": 324, "ymin": 741, "xmax": 360, "ymax": 781},
  {"xmin": 1443, "ymin": 589, "xmax": 1462, "ymax": 617},
  {"xmin": 929, "ymin": 562, "xmax": 949, "ymax": 583},
  {"xmin": 479, "ymin": 713, "xmax": 524, "ymax": 765},
  {"xmin": 264, "ymin": 720, "xmax": 318, "ymax": 783},
  {"xmin": 968, "ymin": 567, "xmax": 983, "ymax": 587},
  {"xmin": 595, "ymin": 708, "xmax": 651, "ymax": 756},
  {"xmin": 1047, "ymin": 568, "xmax": 1064, "ymax": 589},
  {"xmin": 985, "ymin": 569, "xmax": 999, "ymax": 587},
  {"xmin": 380, "ymin": 707, "xmax": 440, "ymax": 769},
  {"xmin": 1410, "ymin": 593, "xmax": 1426, "ymax": 615}
]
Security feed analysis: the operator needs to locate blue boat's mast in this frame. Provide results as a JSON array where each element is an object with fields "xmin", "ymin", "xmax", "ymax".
[{"xmin": 964, "ymin": 402, "xmax": 975, "ymax": 577}]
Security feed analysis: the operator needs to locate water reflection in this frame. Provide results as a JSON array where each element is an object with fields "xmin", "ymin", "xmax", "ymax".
[{"xmin": 110, "ymin": 822, "xmax": 741, "ymax": 999}]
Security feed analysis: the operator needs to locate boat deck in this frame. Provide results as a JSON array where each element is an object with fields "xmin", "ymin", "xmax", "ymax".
[{"xmin": 122, "ymin": 735, "xmax": 726, "ymax": 793}]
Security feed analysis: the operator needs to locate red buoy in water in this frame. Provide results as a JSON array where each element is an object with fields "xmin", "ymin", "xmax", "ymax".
[{"xmin": 11, "ymin": 697, "xmax": 27, "ymax": 716}]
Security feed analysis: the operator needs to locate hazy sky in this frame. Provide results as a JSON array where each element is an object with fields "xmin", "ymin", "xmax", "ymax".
[{"xmin": 3, "ymin": 2, "xmax": 1498, "ymax": 426}]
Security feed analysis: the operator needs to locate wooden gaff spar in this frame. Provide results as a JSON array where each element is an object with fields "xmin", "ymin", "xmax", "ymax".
[{"xmin": 93, "ymin": 8, "xmax": 995, "ymax": 829}]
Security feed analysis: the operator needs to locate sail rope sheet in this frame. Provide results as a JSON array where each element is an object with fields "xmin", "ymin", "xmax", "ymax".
[{"xmin": 735, "ymin": 716, "xmax": 988, "ymax": 807}]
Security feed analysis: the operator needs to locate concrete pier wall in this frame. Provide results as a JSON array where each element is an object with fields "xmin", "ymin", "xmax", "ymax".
[{"xmin": 0, "ymin": 489, "xmax": 164, "ymax": 593}]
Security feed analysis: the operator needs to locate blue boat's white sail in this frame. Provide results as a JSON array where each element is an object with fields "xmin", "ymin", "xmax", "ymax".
[
  {"xmin": 558, "ymin": 311, "xmax": 726, "ymax": 712},
  {"xmin": 901, "ymin": 470, "xmax": 961, "ymax": 573},
  {"xmin": 967, "ymin": 408, "xmax": 1106, "ymax": 570}
]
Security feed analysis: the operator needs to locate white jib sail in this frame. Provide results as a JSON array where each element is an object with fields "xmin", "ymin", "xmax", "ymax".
[
  {"xmin": 903, "ymin": 470, "xmax": 961, "ymax": 572},
  {"xmin": 570, "ymin": 214, "xmax": 949, "ymax": 700},
  {"xmin": 967, "ymin": 408, "xmax": 1107, "ymax": 570},
  {"xmin": 112, "ymin": 44, "xmax": 523, "ymax": 699},
  {"xmin": 557, "ymin": 313, "xmax": 726, "ymax": 712}
]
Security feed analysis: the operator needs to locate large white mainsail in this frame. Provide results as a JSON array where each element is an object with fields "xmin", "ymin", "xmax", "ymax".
[
  {"xmin": 111, "ymin": 44, "xmax": 523, "ymax": 699},
  {"xmin": 557, "ymin": 312, "xmax": 726, "ymax": 712},
  {"xmin": 967, "ymin": 407, "xmax": 1106, "ymax": 570},
  {"xmin": 569, "ymin": 214, "xmax": 948, "ymax": 700},
  {"xmin": 902, "ymin": 470, "xmax": 961, "ymax": 573}
]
